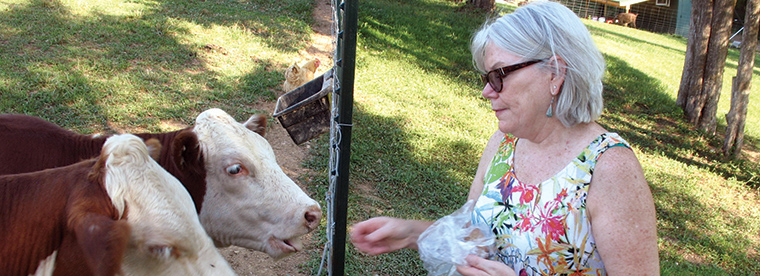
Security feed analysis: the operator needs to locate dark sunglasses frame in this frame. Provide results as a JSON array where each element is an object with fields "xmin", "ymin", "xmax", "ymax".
[{"xmin": 481, "ymin": 59, "xmax": 544, "ymax": 92}]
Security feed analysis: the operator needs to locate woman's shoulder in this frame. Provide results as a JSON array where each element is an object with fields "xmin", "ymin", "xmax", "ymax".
[{"xmin": 591, "ymin": 132, "xmax": 644, "ymax": 182}]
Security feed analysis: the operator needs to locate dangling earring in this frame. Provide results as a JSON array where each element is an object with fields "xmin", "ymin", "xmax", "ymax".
[{"xmin": 546, "ymin": 86, "xmax": 556, "ymax": 118}]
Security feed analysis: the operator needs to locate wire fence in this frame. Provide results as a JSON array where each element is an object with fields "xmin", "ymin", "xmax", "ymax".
[{"xmin": 556, "ymin": 0, "xmax": 681, "ymax": 34}]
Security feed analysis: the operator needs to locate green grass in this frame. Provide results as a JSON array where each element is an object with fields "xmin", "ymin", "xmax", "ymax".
[
  {"xmin": 0, "ymin": 0, "xmax": 312, "ymax": 132},
  {"xmin": 1, "ymin": 0, "xmax": 759, "ymax": 275}
]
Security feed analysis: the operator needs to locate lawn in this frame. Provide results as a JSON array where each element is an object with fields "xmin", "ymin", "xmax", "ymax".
[{"xmin": 1, "ymin": 0, "xmax": 758, "ymax": 275}]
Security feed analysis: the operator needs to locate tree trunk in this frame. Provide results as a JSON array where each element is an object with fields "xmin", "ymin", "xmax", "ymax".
[
  {"xmin": 724, "ymin": 0, "xmax": 759, "ymax": 157},
  {"xmin": 677, "ymin": 0, "xmax": 712, "ymax": 117},
  {"xmin": 701, "ymin": 0, "xmax": 738, "ymax": 133},
  {"xmin": 677, "ymin": 0, "xmax": 737, "ymax": 134},
  {"xmin": 467, "ymin": 0, "xmax": 495, "ymax": 11}
]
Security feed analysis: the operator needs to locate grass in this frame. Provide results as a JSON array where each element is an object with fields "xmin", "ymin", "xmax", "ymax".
[
  {"xmin": 1, "ymin": 0, "xmax": 759, "ymax": 275},
  {"xmin": 0, "ymin": 0, "xmax": 313, "ymax": 132}
]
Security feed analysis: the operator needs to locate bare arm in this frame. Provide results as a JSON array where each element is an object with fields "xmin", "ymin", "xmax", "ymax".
[
  {"xmin": 467, "ymin": 130, "xmax": 504, "ymax": 201},
  {"xmin": 587, "ymin": 147, "xmax": 660, "ymax": 275},
  {"xmin": 351, "ymin": 130, "xmax": 505, "ymax": 255}
]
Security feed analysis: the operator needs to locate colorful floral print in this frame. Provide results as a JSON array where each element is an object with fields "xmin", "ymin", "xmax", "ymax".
[{"xmin": 471, "ymin": 133, "xmax": 630, "ymax": 275}]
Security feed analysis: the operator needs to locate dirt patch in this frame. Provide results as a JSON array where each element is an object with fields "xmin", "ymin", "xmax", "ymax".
[{"xmin": 218, "ymin": 0, "xmax": 335, "ymax": 275}]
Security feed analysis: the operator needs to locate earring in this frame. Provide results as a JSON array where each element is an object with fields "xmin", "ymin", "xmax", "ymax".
[{"xmin": 546, "ymin": 96, "xmax": 554, "ymax": 118}]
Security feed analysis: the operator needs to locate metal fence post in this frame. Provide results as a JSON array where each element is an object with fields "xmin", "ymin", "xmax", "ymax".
[{"xmin": 327, "ymin": 0, "xmax": 357, "ymax": 275}]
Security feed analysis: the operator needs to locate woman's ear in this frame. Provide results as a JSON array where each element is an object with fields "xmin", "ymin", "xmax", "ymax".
[{"xmin": 548, "ymin": 56, "xmax": 567, "ymax": 94}]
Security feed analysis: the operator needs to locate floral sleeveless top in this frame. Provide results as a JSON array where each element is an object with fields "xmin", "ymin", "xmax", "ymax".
[{"xmin": 471, "ymin": 132, "xmax": 630, "ymax": 276}]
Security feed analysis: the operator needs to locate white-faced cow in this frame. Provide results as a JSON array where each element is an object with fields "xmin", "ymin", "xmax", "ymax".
[
  {"xmin": 0, "ymin": 134, "xmax": 235, "ymax": 276},
  {"xmin": 0, "ymin": 108, "xmax": 321, "ymax": 259}
]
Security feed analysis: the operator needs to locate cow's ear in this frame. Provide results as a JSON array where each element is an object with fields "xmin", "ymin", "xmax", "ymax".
[
  {"xmin": 144, "ymin": 138, "xmax": 162, "ymax": 162},
  {"xmin": 72, "ymin": 214, "xmax": 130, "ymax": 276},
  {"xmin": 172, "ymin": 130, "xmax": 203, "ymax": 173},
  {"xmin": 243, "ymin": 114, "xmax": 267, "ymax": 137}
]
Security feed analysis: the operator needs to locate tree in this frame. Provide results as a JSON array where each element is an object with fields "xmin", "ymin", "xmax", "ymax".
[
  {"xmin": 723, "ymin": 0, "xmax": 759, "ymax": 157},
  {"xmin": 677, "ymin": 0, "xmax": 738, "ymax": 134},
  {"xmin": 468, "ymin": 0, "xmax": 495, "ymax": 11}
]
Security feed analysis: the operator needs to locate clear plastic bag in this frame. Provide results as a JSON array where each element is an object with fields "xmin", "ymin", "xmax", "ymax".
[{"xmin": 417, "ymin": 200, "xmax": 496, "ymax": 276}]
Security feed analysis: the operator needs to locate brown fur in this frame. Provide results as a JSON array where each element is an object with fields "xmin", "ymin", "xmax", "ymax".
[
  {"xmin": 615, "ymin": 13, "xmax": 638, "ymax": 28},
  {"xmin": 144, "ymin": 138, "xmax": 162, "ymax": 161},
  {"xmin": 0, "ymin": 157, "xmax": 128, "ymax": 276}
]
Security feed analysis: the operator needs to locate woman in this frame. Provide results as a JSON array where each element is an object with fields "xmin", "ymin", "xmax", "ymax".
[{"xmin": 349, "ymin": 1, "xmax": 659, "ymax": 275}]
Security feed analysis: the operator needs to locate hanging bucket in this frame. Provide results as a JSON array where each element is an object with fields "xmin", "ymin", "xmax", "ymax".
[{"xmin": 273, "ymin": 68, "xmax": 333, "ymax": 145}]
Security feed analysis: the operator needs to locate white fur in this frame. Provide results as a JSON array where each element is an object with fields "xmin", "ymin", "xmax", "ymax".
[
  {"xmin": 102, "ymin": 134, "xmax": 235, "ymax": 276},
  {"xmin": 31, "ymin": 251, "xmax": 57, "ymax": 276},
  {"xmin": 192, "ymin": 108, "xmax": 322, "ymax": 259}
]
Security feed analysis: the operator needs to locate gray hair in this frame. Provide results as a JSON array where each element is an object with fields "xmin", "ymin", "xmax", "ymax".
[{"xmin": 471, "ymin": 0, "xmax": 605, "ymax": 127}]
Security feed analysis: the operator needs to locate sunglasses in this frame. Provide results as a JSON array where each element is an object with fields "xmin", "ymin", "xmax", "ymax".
[{"xmin": 481, "ymin": 59, "xmax": 543, "ymax": 92}]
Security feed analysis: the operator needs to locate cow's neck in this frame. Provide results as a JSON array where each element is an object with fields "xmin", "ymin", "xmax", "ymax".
[{"xmin": 71, "ymin": 134, "xmax": 109, "ymax": 162}]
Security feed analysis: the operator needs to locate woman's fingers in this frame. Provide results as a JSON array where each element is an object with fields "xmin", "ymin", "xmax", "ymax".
[
  {"xmin": 456, "ymin": 255, "xmax": 517, "ymax": 276},
  {"xmin": 349, "ymin": 217, "xmax": 399, "ymax": 255}
]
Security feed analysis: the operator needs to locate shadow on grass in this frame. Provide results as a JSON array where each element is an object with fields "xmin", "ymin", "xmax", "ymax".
[
  {"xmin": 304, "ymin": 102, "xmax": 482, "ymax": 275},
  {"xmin": 651, "ymin": 169, "xmax": 759, "ymax": 274},
  {"xmin": 0, "ymin": 0, "xmax": 309, "ymax": 130},
  {"xmin": 601, "ymin": 54, "xmax": 760, "ymax": 187},
  {"xmin": 357, "ymin": 0, "xmax": 490, "ymax": 88},
  {"xmin": 143, "ymin": 0, "xmax": 314, "ymax": 53},
  {"xmin": 0, "ymin": 0, "xmax": 116, "ymax": 130}
]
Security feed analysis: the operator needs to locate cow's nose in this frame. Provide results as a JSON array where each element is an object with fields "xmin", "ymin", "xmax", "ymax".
[{"xmin": 304, "ymin": 205, "xmax": 322, "ymax": 230}]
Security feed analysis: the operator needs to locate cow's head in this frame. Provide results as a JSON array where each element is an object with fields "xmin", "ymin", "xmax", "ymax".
[
  {"xmin": 101, "ymin": 134, "xmax": 235, "ymax": 275},
  {"xmin": 188, "ymin": 108, "xmax": 322, "ymax": 259}
]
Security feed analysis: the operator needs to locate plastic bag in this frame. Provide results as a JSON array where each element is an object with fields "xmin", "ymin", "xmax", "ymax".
[{"xmin": 417, "ymin": 200, "xmax": 496, "ymax": 276}]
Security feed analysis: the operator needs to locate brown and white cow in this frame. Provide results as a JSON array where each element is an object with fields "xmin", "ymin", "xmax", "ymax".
[
  {"xmin": 0, "ymin": 108, "xmax": 321, "ymax": 259},
  {"xmin": 0, "ymin": 134, "xmax": 235, "ymax": 276}
]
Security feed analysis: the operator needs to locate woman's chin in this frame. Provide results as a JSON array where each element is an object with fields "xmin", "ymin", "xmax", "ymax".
[{"xmin": 497, "ymin": 122, "xmax": 515, "ymax": 134}]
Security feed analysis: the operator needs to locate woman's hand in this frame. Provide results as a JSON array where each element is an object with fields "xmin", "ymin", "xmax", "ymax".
[
  {"xmin": 349, "ymin": 217, "xmax": 431, "ymax": 255},
  {"xmin": 456, "ymin": 255, "xmax": 517, "ymax": 276}
]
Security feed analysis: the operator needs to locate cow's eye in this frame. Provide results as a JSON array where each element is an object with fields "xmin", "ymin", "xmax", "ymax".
[
  {"xmin": 226, "ymin": 164, "xmax": 243, "ymax": 175},
  {"xmin": 148, "ymin": 245, "xmax": 180, "ymax": 259}
]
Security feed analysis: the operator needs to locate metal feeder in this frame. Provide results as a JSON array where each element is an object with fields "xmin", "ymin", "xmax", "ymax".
[{"xmin": 273, "ymin": 68, "xmax": 333, "ymax": 145}]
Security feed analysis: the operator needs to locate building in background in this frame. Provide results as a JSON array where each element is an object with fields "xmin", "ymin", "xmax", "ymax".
[{"xmin": 555, "ymin": 0, "xmax": 692, "ymax": 36}]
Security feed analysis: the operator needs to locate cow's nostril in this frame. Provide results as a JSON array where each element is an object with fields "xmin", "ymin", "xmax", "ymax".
[{"xmin": 304, "ymin": 206, "xmax": 323, "ymax": 229}]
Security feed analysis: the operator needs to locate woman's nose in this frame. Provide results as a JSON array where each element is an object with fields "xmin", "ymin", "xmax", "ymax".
[{"xmin": 482, "ymin": 83, "xmax": 498, "ymax": 99}]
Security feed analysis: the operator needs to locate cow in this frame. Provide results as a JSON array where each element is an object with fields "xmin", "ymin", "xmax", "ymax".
[
  {"xmin": 615, "ymin": 12, "xmax": 638, "ymax": 28},
  {"xmin": 0, "ymin": 134, "xmax": 236, "ymax": 276},
  {"xmin": 0, "ymin": 108, "xmax": 321, "ymax": 259}
]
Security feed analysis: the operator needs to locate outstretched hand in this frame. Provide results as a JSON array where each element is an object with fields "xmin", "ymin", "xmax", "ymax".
[{"xmin": 349, "ymin": 217, "xmax": 427, "ymax": 255}]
